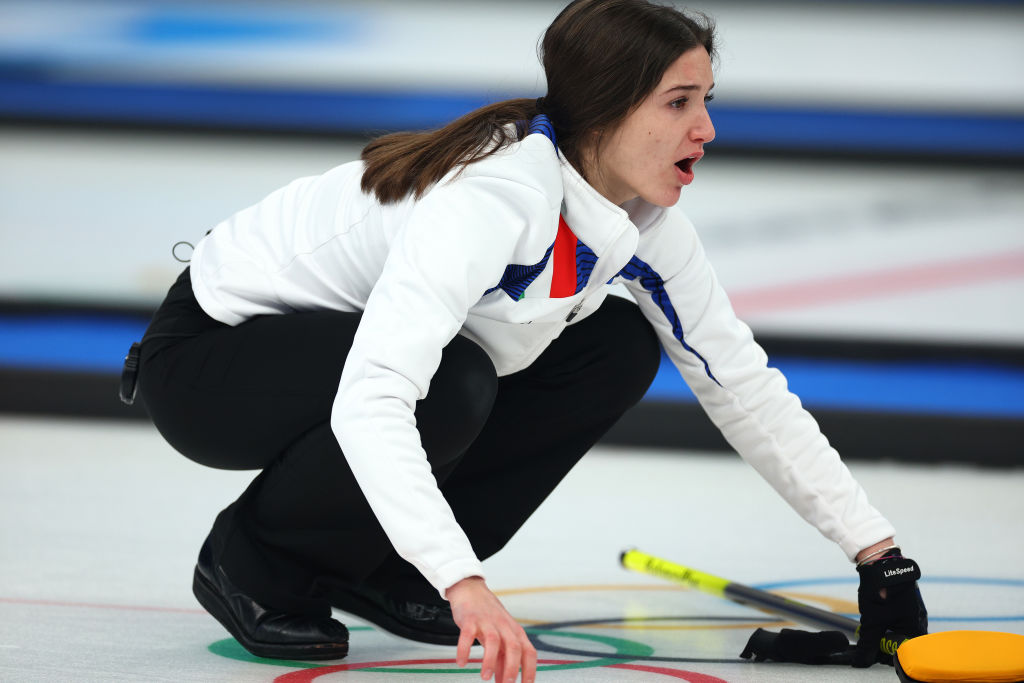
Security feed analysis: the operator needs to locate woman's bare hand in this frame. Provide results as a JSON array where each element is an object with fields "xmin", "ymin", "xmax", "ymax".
[{"xmin": 447, "ymin": 576, "xmax": 537, "ymax": 683}]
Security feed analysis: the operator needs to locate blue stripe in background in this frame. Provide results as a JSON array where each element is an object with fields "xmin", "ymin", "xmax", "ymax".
[
  {"xmin": 1, "ymin": 0, "xmax": 1022, "ymax": 157},
  {"xmin": 0, "ymin": 316, "xmax": 148, "ymax": 373},
  {"xmin": 2, "ymin": 315, "xmax": 1024, "ymax": 419},
  {"xmin": 126, "ymin": 10, "xmax": 352, "ymax": 43},
  {"xmin": 643, "ymin": 353, "xmax": 1024, "ymax": 419},
  {"xmin": 0, "ymin": 78, "xmax": 494, "ymax": 134},
  {"xmin": 1, "ymin": 77, "xmax": 1022, "ymax": 157},
  {"xmin": 709, "ymin": 106, "xmax": 1024, "ymax": 156}
]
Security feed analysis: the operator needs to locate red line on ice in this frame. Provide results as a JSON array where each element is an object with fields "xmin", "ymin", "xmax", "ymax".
[
  {"xmin": 729, "ymin": 249, "xmax": 1024, "ymax": 316},
  {"xmin": 274, "ymin": 658, "xmax": 729, "ymax": 682},
  {"xmin": 0, "ymin": 596, "xmax": 205, "ymax": 614}
]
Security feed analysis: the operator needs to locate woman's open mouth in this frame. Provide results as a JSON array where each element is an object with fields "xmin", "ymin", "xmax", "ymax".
[{"xmin": 674, "ymin": 153, "xmax": 702, "ymax": 185}]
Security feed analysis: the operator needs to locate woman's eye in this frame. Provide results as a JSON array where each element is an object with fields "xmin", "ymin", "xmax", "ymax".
[
  {"xmin": 670, "ymin": 98, "xmax": 688, "ymax": 109},
  {"xmin": 704, "ymin": 93, "xmax": 715, "ymax": 103}
]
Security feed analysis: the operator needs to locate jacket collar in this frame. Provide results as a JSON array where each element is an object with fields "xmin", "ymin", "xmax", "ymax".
[
  {"xmin": 557, "ymin": 153, "xmax": 640, "ymax": 256},
  {"xmin": 524, "ymin": 114, "xmax": 658, "ymax": 253}
]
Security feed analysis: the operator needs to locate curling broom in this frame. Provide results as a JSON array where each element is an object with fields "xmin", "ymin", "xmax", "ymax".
[
  {"xmin": 619, "ymin": 547, "xmax": 906, "ymax": 656},
  {"xmin": 621, "ymin": 548, "xmax": 1024, "ymax": 679}
]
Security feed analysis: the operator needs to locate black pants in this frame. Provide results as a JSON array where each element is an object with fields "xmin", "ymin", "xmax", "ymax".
[{"xmin": 139, "ymin": 268, "xmax": 660, "ymax": 614}]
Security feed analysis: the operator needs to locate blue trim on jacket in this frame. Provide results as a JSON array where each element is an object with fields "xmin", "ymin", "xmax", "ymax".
[
  {"xmin": 485, "ymin": 114, "xmax": 597, "ymax": 301},
  {"xmin": 484, "ymin": 244, "xmax": 554, "ymax": 300},
  {"xmin": 616, "ymin": 255, "xmax": 720, "ymax": 385},
  {"xmin": 575, "ymin": 242, "xmax": 596, "ymax": 295},
  {"xmin": 528, "ymin": 113, "xmax": 556, "ymax": 144}
]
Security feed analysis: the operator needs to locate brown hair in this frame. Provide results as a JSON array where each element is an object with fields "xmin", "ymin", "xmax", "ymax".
[{"xmin": 360, "ymin": 0, "xmax": 715, "ymax": 204}]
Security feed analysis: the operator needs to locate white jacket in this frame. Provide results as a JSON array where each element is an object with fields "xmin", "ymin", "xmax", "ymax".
[{"xmin": 191, "ymin": 120, "xmax": 894, "ymax": 596}]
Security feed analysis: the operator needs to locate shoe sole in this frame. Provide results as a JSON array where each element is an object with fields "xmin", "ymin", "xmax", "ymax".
[
  {"xmin": 192, "ymin": 567, "xmax": 349, "ymax": 661},
  {"xmin": 330, "ymin": 587, "xmax": 460, "ymax": 646}
]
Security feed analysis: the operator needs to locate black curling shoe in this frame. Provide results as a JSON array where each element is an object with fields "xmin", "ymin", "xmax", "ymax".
[
  {"xmin": 329, "ymin": 583, "xmax": 460, "ymax": 645},
  {"xmin": 192, "ymin": 543, "xmax": 349, "ymax": 661}
]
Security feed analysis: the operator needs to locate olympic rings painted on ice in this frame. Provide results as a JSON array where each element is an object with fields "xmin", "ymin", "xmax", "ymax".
[
  {"xmin": 270, "ymin": 658, "xmax": 729, "ymax": 682},
  {"xmin": 210, "ymin": 625, "xmax": 730, "ymax": 679},
  {"xmin": 497, "ymin": 583, "xmax": 856, "ymax": 629},
  {"xmin": 205, "ymin": 577, "xmax": 1022, "ymax": 679},
  {"xmin": 752, "ymin": 576, "xmax": 1024, "ymax": 622},
  {"xmin": 526, "ymin": 618, "xmax": 763, "ymax": 664}
]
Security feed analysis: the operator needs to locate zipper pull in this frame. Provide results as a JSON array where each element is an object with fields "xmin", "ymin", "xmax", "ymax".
[{"xmin": 565, "ymin": 302, "xmax": 583, "ymax": 322}]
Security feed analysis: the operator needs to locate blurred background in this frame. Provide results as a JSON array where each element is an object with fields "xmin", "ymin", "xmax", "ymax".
[{"xmin": 1, "ymin": 0, "xmax": 1022, "ymax": 464}]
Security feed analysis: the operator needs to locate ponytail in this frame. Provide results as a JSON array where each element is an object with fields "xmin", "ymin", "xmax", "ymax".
[
  {"xmin": 361, "ymin": 1, "xmax": 716, "ymax": 205},
  {"xmin": 360, "ymin": 98, "xmax": 541, "ymax": 204}
]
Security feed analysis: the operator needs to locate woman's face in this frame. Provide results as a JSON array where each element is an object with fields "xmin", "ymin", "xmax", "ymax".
[{"xmin": 588, "ymin": 47, "xmax": 716, "ymax": 207}]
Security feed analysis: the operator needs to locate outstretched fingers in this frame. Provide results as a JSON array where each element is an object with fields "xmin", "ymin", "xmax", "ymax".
[
  {"xmin": 455, "ymin": 621, "xmax": 536, "ymax": 682},
  {"xmin": 456, "ymin": 623, "xmax": 476, "ymax": 668},
  {"xmin": 448, "ymin": 576, "xmax": 537, "ymax": 682},
  {"xmin": 497, "ymin": 635, "xmax": 518, "ymax": 682},
  {"xmin": 480, "ymin": 628, "xmax": 500, "ymax": 680},
  {"xmin": 521, "ymin": 640, "xmax": 538, "ymax": 683}
]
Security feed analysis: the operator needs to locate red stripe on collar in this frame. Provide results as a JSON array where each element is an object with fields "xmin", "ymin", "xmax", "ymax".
[{"xmin": 550, "ymin": 215, "xmax": 578, "ymax": 298}]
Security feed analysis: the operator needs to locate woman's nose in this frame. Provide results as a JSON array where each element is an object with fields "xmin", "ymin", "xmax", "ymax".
[{"xmin": 691, "ymin": 108, "xmax": 715, "ymax": 144}]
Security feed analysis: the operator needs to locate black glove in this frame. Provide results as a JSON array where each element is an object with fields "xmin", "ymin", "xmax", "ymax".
[
  {"xmin": 853, "ymin": 549, "xmax": 928, "ymax": 668},
  {"xmin": 740, "ymin": 627, "xmax": 853, "ymax": 664}
]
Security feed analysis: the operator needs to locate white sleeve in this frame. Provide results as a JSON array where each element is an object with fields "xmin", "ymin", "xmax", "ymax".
[
  {"xmin": 331, "ymin": 176, "xmax": 553, "ymax": 596},
  {"xmin": 625, "ymin": 210, "xmax": 895, "ymax": 561}
]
